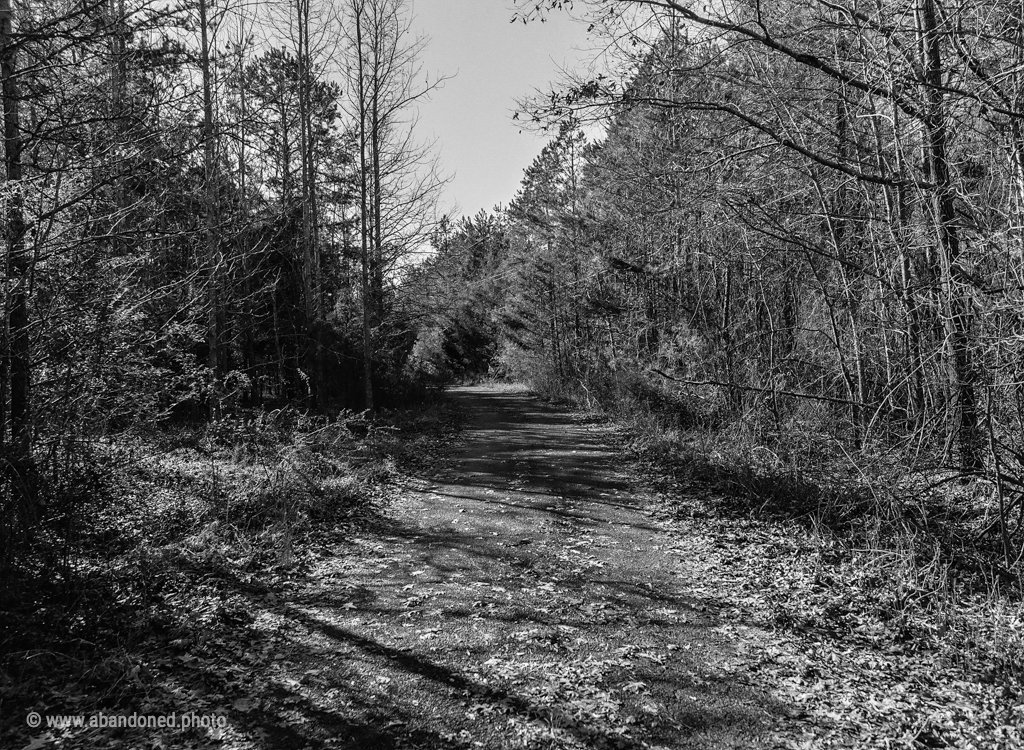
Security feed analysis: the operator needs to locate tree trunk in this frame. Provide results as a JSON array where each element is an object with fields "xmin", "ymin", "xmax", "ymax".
[
  {"xmin": 199, "ymin": 0, "xmax": 221, "ymax": 418},
  {"xmin": 355, "ymin": 2, "xmax": 374, "ymax": 415},
  {"xmin": 918, "ymin": 0, "xmax": 982, "ymax": 472},
  {"xmin": 1, "ymin": 0, "xmax": 34, "ymax": 502},
  {"xmin": 369, "ymin": 5, "xmax": 384, "ymax": 331},
  {"xmin": 295, "ymin": 0, "xmax": 322, "ymax": 408}
]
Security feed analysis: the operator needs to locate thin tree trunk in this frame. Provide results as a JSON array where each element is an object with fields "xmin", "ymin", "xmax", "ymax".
[
  {"xmin": 109, "ymin": 0, "xmax": 126, "ymax": 253},
  {"xmin": 830, "ymin": 94, "xmax": 868, "ymax": 444},
  {"xmin": 236, "ymin": 19, "xmax": 259, "ymax": 405},
  {"xmin": 372, "ymin": 84, "xmax": 382, "ymax": 327},
  {"xmin": 355, "ymin": 2, "xmax": 373, "ymax": 415},
  {"xmin": 199, "ymin": 0, "xmax": 221, "ymax": 418},
  {"xmin": 722, "ymin": 264, "xmax": 740, "ymax": 410},
  {"xmin": 279, "ymin": 94, "xmax": 291, "ymax": 205},
  {"xmin": 871, "ymin": 100, "xmax": 926, "ymax": 425},
  {"xmin": 1, "ymin": 0, "xmax": 33, "ymax": 499},
  {"xmin": 369, "ymin": 7, "xmax": 384, "ymax": 330},
  {"xmin": 295, "ymin": 0, "xmax": 321, "ymax": 407},
  {"xmin": 918, "ymin": 0, "xmax": 982, "ymax": 471}
]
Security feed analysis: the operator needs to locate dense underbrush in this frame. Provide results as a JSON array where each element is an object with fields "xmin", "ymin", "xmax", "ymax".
[
  {"xmin": 638, "ymin": 422, "xmax": 1022, "ymax": 682},
  {"xmin": 0, "ymin": 400, "xmax": 461, "ymax": 743}
]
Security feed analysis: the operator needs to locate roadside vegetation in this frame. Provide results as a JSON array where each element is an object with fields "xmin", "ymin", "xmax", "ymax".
[
  {"xmin": 0, "ymin": 400, "xmax": 461, "ymax": 749},
  {"xmin": 618, "ymin": 388, "xmax": 1024, "ymax": 746}
]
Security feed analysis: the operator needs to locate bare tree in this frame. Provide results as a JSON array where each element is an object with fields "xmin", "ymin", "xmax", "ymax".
[{"xmin": 343, "ymin": 0, "xmax": 447, "ymax": 413}]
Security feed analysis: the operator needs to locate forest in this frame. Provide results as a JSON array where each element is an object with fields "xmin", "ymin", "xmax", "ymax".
[{"xmin": 3, "ymin": 0, "xmax": 1024, "ymax": 748}]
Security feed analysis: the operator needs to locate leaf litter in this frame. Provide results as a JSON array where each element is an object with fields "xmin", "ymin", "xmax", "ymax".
[{"xmin": 8, "ymin": 387, "xmax": 1023, "ymax": 749}]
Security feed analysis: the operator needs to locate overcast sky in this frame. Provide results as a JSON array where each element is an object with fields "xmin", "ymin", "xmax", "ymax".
[{"xmin": 409, "ymin": 0, "xmax": 593, "ymax": 219}]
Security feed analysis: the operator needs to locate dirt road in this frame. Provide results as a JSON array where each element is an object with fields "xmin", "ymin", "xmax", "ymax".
[
  {"xmin": 13, "ymin": 385, "xmax": 1016, "ymax": 750},
  {"xmin": 261, "ymin": 384, "xmax": 790, "ymax": 749}
]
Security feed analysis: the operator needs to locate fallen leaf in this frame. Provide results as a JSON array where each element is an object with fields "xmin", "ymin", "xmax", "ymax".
[{"xmin": 21, "ymin": 734, "xmax": 54, "ymax": 750}]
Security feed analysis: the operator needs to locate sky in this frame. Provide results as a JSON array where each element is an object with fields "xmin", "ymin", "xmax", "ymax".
[{"xmin": 408, "ymin": 0, "xmax": 594, "ymax": 219}]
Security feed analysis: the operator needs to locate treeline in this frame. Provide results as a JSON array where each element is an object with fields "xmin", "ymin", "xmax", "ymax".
[
  {"xmin": 418, "ymin": 0, "xmax": 1024, "ymax": 563},
  {"xmin": 0, "ymin": 0, "xmax": 441, "ymax": 565}
]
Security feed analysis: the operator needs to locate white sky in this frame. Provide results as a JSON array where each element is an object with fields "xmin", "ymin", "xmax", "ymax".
[{"xmin": 409, "ymin": 0, "xmax": 594, "ymax": 219}]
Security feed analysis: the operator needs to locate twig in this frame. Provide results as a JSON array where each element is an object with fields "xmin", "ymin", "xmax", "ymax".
[{"xmin": 647, "ymin": 368, "xmax": 864, "ymax": 407}]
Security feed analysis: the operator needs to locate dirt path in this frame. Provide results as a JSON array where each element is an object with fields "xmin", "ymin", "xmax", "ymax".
[
  {"xmin": 12, "ymin": 385, "xmax": 1021, "ymax": 750},
  {"xmin": 243, "ymin": 385, "xmax": 792, "ymax": 749}
]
